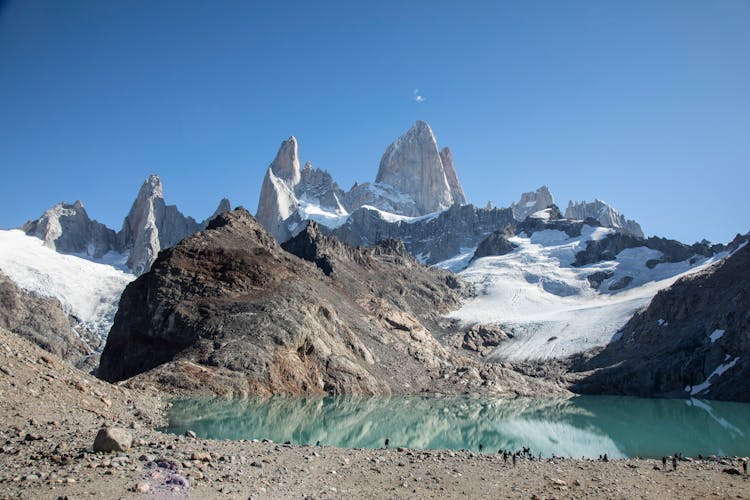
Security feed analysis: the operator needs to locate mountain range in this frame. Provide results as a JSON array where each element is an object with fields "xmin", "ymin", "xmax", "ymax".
[{"xmin": 0, "ymin": 120, "xmax": 747, "ymax": 400}]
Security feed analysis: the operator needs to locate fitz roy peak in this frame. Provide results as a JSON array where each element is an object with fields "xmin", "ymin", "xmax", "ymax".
[
  {"xmin": 375, "ymin": 120, "xmax": 462, "ymax": 215},
  {"xmin": 255, "ymin": 120, "xmax": 466, "ymax": 241}
]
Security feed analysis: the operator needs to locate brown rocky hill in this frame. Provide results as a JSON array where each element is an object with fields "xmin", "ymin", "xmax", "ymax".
[
  {"xmin": 0, "ymin": 272, "xmax": 96, "ymax": 370},
  {"xmin": 99, "ymin": 208, "xmax": 564, "ymax": 397},
  {"xmin": 572, "ymin": 243, "xmax": 750, "ymax": 401}
]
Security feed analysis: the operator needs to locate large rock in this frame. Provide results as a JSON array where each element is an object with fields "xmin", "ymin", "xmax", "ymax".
[
  {"xmin": 93, "ymin": 427, "xmax": 132, "ymax": 452},
  {"xmin": 471, "ymin": 228, "xmax": 517, "ymax": 262},
  {"xmin": 375, "ymin": 120, "xmax": 456, "ymax": 215},
  {"xmin": 565, "ymin": 199, "xmax": 643, "ymax": 238},
  {"xmin": 206, "ymin": 198, "xmax": 232, "ymax": 224},
  {"xmin": 21, "ymin": 201, "xmax": 117, "ymax": 258},
  {"xmin": 573, "ymin": 241, "xmax": 750, "ymax": 401},
  {"xmin": 255, "ymin": 122, "xmax": 469, "ymax": 242}
]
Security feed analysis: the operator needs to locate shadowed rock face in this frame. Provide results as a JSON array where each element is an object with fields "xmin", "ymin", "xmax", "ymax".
[
  {"xmin": 471, "ymin": 228, "xmax": 517, "ymax": 262},
  {"xmin": 98, "ymin": 209, "xmax": 487, "ymax": 396},
  {"xmin": 572, "ymin": 232, "xmax": 737, "ymax": 268},
  {"xmin": 572, "ymin": 242, "xmax": 750, "ymax": 402},
  {"xmin": 330, "ymin": 203, "xmax": 517, "ymax": 265}
]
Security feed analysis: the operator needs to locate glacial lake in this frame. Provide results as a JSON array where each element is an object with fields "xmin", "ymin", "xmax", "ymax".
[{"xmin": 163, "ymin": 395, "xmax": 750, "ymax": 459}]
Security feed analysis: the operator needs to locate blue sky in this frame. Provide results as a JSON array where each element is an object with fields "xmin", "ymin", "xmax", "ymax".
[{"xmin": 1, "ymin": 0, "xmax": 748, "ymax": 243}]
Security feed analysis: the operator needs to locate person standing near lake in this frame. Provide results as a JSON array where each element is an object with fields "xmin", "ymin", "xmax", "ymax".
[
  {"xmin": 662, "ymin": 456, "xmax": 667, "ymax": 470},
  {"xmin": 672, "ymin": 456, "xmax": 678, "ymax": 472}
]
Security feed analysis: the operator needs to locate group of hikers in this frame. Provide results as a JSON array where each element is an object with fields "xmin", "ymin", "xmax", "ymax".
[{"xmin": 379, "ymin": 438, "xmax": 748, "ymax": 474}]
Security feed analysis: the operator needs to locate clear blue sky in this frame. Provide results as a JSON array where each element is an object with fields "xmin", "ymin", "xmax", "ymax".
[{"xmin": 1, "ymin": 0, "xmax": 748, "ymax": 244}]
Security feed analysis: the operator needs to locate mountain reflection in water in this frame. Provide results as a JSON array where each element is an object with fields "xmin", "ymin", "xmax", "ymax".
[{"xmin": 163, "ymin": 395, "xmax": 750, "ymax": 459}]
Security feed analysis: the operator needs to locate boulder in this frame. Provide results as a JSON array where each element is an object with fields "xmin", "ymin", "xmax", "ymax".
[{"xmin": 93, "ymin": 427, "xmax": 132, "ymax": 452}]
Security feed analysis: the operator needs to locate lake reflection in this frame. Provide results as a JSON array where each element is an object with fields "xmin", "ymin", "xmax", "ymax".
[{"xmin": 163, "ymin": 395, "xmax": 750, "ymax": 459}]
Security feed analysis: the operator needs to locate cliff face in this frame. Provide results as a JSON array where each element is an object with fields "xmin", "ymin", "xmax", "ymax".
[{"xmin": 573, "ymin": 242, "xmax": 750, "ymax": 401}]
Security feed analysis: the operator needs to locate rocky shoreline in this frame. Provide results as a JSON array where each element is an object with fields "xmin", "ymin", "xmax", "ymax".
[{"xmin": 1, "ymin": 327, "xmax": 748, "ymax": 499}]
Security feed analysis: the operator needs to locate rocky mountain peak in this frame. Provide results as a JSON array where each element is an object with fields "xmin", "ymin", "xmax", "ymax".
[
  {"xmin": 212, "ymin": 198, "xmax": 232, "ymax": 217},
  {"xmin": 565, "ymin": 199, "xmax": 644, "ymax": 238},
  {"xmin": 511, "ymin": 186, "xmax": 555, "ymax": 221},
  {"xmin": 118, "ymin": 174, "xmax": 206, "ymax": 275},
  {"xmin": 142, "ymin": 174, "xmax": 163, "ymax": 197},
  {"xmin": 375, "ymin": 120, "xmax": 457, "ymax": 215},
  {"xmin": 270, "ymin": 136, "xmax": 301, "ymax": 186},
  {"xmin": 21, "ymin": 200, "xmax": 117, "ymax": 258}
]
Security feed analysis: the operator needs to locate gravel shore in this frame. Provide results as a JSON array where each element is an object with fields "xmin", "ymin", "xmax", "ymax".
[{"xmin": 1, "ymin": 327, "xmax": 748, "ymax": 499}]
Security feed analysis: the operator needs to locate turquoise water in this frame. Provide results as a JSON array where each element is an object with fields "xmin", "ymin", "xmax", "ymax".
[{"xmin": 163, "ymin": 395, "xmax": 750, "ymax": 459}]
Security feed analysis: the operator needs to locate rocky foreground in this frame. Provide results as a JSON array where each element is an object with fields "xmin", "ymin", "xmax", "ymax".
[{"xmin": 1, "ymin": 327, "xmax": 748, "ymax": 499}]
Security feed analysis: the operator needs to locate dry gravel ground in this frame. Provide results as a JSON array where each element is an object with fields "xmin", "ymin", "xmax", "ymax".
[{"xmin": 1, "ymin": 327, "xmax": 749, "ymax": 500}]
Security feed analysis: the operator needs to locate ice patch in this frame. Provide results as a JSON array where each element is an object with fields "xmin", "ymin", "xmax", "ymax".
[
  {"xmin": 687, "ymin": 357, "xmax": 740, "ymax": 396},
  {"xmin": 529, "ymin": 209, "xmax": 551, "ymax": 221},
  {"xmin": 297, "ymin": 199, "xmax": 349, "ymax": 229},
  {"xmin": 433, "ymin": 248, "xmax": 477, "ymax": 273},
  {"xmin": 709, "ymin": 329, "xmax": 725, "ymax": 343},
  {"xmin": 358, "ymin": 205, "xmax": 440, "ymax": 225}
]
